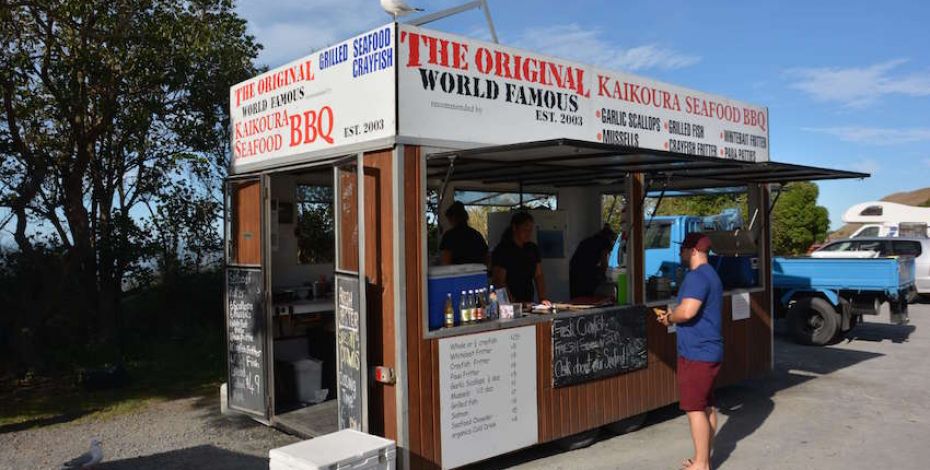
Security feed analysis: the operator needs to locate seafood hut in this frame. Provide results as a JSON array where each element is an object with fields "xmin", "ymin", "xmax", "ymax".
[{"xmin": 223, "ymin": 22, "xmax": 864, "ymax": 469}]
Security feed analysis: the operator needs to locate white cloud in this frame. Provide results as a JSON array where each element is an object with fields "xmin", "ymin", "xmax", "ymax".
[
  {"xmin": 512, "ymin": 24, "xmax": 700, "ymax": 72},
  {"xmin": 238, "ymin": 0, "xmax": 459, "ymax": 68},
  {"xmin": 787, "ymin": 59, "xmax": 930, "ymax": 107},
  {"xmin": 850, "ymin": 158, "xmax": 880, "ymax": 175},
  {"xmin": 238, "ymin": 0, "xmax": 389, "ymax": 68},
  {"xmin": 803, "ymin": 126, "xmax": 930, "ymax": 145}
]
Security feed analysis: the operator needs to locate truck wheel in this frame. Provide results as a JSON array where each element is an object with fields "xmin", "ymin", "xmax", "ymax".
[{"xmin": 787, "ymin": 297, "xmax": 839, "ymax": 346}]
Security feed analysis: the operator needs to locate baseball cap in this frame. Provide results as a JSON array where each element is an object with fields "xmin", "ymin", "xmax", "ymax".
[{"xmin": 679, "ymin": 232, "xmax": 712, "ymax": 252}]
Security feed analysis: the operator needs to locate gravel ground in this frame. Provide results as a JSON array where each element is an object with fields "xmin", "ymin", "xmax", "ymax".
[
  {"xmin": 3, "ymin": 304, "xmax": 927, "ymax": 470},
  {"xmin": 0, "ymin": 393, "xmax": 299, "ymax": 470}
]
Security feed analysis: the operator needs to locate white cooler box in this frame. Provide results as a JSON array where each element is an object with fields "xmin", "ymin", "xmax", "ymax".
[{"xmin": 270, "ymin": 429, "xmax": 396, "ymax": 470}]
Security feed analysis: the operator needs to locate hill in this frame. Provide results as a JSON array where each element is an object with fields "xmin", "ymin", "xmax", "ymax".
[{"xmin": 830, "ymin": 187, "xmax": 930, "ymax": 239}]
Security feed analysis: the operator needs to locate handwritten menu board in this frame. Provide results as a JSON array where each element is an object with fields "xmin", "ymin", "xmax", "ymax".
[
  {"xmin": 226, "ymin": 268, "xmax": 267, "ymax": 416},
  {"xmin": 439, "ymin": 327, "xmax": 537, "ymax": 469},
  {"xmin": 552, "ymin": 306, "xmax": 648, "ymax": 388},
  {"xmin": 335, "ymin": 274, "xmax": 363, "ymax": 430}
]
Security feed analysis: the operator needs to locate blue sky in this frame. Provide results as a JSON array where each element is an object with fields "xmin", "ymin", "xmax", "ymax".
[{"xmin": 242, "ymin": 0, "xmax": 929, "ymax": 229}]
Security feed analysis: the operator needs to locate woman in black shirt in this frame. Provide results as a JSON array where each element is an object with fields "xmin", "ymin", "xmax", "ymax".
[{"xmin": 491, "ymin": 211, "xmax": 550, "ymax": 305}]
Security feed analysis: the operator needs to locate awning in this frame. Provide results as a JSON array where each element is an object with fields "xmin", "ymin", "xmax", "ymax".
[{"xmin": 426, "ymin": 139, "xmax": 867, "ymax": 191}]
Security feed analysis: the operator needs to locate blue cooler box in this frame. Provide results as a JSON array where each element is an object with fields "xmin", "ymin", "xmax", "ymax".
[{"xmin": 427, "ymin": 264, "xmax": 487, "ymax": 330}]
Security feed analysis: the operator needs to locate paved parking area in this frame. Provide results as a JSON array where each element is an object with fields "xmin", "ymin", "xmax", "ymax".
[{"xmin": 482, "ymin": 302, "xmax": 929, "ymax": 469}]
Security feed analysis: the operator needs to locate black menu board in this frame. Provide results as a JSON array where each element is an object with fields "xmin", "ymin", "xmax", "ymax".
[
  {"xmin": 226, "ymin": 267, "xmax": 267, "ymax": 416},
  {"xmin": 551, "ymin": 306, "xmax": 648, "ymax": 388},
  {"xmin": 335, "ymin": 273, "xmax": 363, "ymax": 430}
]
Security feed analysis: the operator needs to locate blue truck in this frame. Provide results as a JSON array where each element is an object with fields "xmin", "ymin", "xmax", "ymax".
[
  {"xmin": 609, "ymin": 211, "xmax": 915, "ymax": 345},
  {"xmin": 773, "ymin": 256, "xmax": 913, "ymax": 345}
]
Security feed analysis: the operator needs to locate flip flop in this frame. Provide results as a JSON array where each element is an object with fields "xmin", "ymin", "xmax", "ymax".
[{"xmin": 681, "ymin": 458, "xmax": 693, "ymax": 469}]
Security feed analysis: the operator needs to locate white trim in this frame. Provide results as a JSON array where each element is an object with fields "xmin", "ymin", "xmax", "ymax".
[
  {"xmin": 230, "ymin": 137, "xmax": 398, "ymax": 176},
  {"xmin": 392, "ymin": 145, "xmax": 410, "ymax": 449},
  {"xmin": 357, "ymin": 152, "xmax": 369, "ymax": 432}
]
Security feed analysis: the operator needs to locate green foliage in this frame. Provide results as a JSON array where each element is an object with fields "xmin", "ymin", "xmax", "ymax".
[
  {"xmin": 0, "ymin": 0, "xmax": 260, "ymax": 368},
  {"xmin": 920, "ymin": 198, "xmax": 930, "ymax": 208},
  {"xmin": 296, "ymin": 185, "xmax": 335, "ymax": 264},
  {"xmin": 771, "ymin": 182, "xmax": 830, "ymax": 255},
  {"xmin": 653, "ymin": 192, "xmax": 749, "ymax": 224},
  {"xmin": 601, "ymin": 195, "xmax": 627, "ymax": 234}
]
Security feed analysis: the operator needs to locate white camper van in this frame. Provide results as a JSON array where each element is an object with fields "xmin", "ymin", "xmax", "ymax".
[{"xmin": 844, "ymin": 202, "xmax": 930, "ymax": 238}]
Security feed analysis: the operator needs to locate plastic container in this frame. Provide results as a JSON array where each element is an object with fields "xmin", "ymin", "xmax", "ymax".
[
  {"xmin": 427, "ymin": 264, "xmax": 487, "ymax": 330},
  {"xmin": 615, "ymin": 268, "xmax": 629, "ymax": 305},
  {"xmin": 291, "ymin": 358, "xmax": 323, "ymax": 404},
  {"xmin": 269, "ymin": 429, "xmax": 396, "ymax": 470},
  {"xmin": 709, "ymin": 255, "xmax": 759, "ymax": 289}
]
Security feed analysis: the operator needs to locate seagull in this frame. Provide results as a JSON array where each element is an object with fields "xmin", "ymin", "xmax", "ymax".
[
  {"xmin": 380, "ymin": 0, "xmax": 424, "ymax": 19},
  {"xmin": 60, "ymin": 438, "xmax": 103, "ymax": 469}
]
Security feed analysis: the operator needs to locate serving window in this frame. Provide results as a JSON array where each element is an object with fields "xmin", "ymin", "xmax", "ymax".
[{"xmin": 642, "ymin": 185, "xmax": 764, "ymax": 304}]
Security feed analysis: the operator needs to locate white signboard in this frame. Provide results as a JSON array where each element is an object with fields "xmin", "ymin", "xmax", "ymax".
[
  {"xmin": 398, "ymin": 24, "xmax": 769, "ymax": 162},
  {"xmin": 229, "ymin": 24, "xmax": 396, "ymax": 174},
  {"xmin": 439, "ymin": 326, "xmax": 537, "ymax": 469},
  {"xmin": 732, "ymin": 292, "xmax": 751, "ymax": 321}
]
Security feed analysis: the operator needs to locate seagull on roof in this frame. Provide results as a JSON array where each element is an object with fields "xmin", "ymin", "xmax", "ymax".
[
  {"xmin": 60, "ymin": 438, "xmax": 103, "ymax": 469},
  {"xmin": 380, "ymin": 0, "xmax": 424, "ymax": 19}
]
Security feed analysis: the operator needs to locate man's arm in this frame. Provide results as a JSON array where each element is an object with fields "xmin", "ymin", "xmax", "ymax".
[
  {"xmin": 668, "ymin": 298, "xmax": 703, "ymax": 323},
  {"xmin": 657, "ymin": 299, "xmax": 702, "ymax": 326}
]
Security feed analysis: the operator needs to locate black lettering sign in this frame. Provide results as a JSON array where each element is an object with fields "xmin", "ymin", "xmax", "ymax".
[
  {"xmin": 551, "ymin": 305, "xmax": 647, "ymax": 388},
  {"xmin": 226, "ymin": 268, "xmax": 267, "ymax": 416},
  {"xmin": 336, "ymin": 274, "xmax": 363, "ymax": 430}
]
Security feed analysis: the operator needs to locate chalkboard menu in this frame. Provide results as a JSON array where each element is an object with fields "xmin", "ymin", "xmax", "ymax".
[
  {"xmin": 226, "ymin": 267, "xmax": 267, "ymax": 417},
  {"xmin": 335, "ymin": 273, "xmax": 363, "ymax": 430},
  {"xmin": 551, "ymin": 306, "xmax": 648, "ymax": 388}
]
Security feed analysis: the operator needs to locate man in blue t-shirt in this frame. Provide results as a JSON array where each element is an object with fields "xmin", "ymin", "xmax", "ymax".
[{"xmin": 657, "ymin": 232, "xmax": 723, "ymax": 470}]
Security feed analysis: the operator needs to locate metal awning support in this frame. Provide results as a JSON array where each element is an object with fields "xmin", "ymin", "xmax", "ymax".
[
  {"xmin": 406, "ymin": 0, "xmax": 499, "ymax": 43},
  {"xmin": 767, "ymin": 184, "xmax": 784, "ymax": 219},
  {"xmin": 435, "ymin": 156, "xmax": 457, "ymax": 236},
  {"xmin": 644, "ymin": 176, "xmax": 669, "ymax": 229},
  {"xmin": 426, "ymin": 139, "xmax": 868, "ymax": 191}
]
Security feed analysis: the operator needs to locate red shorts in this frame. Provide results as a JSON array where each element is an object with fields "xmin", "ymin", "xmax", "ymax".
[{"xmin": 677, "ymin": 356, "xmax": 721, "ymax": 412}]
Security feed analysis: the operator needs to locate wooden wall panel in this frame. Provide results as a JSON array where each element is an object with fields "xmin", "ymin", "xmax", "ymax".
[
  {"xmin": 231, "ymin": 180, "xmax": 261, "ymax": 265},
  {"xmin": 337, "ymin": 167, "xmax": 360, "ymax": 273},
  {"xmin": 403, "ymin": 146, "xmax": 441, "ymax": 469},
  {"xmin": 362, "ymin": 150, "xmax": 397, "ymax": 440}
]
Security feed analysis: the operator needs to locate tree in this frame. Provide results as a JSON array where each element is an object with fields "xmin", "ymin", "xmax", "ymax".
[
  {"xmin": 0, "ymin": 0, "xmax": 260, "ymax": 360},
  {"xmin": 771, "ymin": 182, "xmax": 830, "ymax": 255}
]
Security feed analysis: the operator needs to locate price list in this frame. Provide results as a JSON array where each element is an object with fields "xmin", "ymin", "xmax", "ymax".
[{"xmin": 439, "ymin": 326, "xmax": 537, "ymax": 469}]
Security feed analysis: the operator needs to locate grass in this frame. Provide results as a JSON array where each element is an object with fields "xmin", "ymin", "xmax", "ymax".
[{"xmin": 0, "ymin": 333, "xmax": 225, "ymax": 432}]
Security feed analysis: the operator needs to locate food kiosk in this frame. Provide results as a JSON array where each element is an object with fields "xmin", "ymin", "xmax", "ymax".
[{"xmin": 224, "ymin": 22, "xmax": 865, "ymax": 469}]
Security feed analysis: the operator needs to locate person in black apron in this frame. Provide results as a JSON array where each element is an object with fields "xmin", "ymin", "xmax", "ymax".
[
  {"xmin": 569, "ymin": 224, "xmax": 617, "ymax": 299},
  {"xmin": 491, "ymin": 211, "xmax": 550, "ymax": 305}
]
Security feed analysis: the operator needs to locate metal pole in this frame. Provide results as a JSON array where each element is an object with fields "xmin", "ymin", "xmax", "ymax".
[{"xmin": 356, "ymin": 152, "xmax": 368, "ymax": 432}]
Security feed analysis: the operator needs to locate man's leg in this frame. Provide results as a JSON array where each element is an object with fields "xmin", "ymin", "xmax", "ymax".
[
  {"xmin": 686, "ymin": 410, "xmax": 712, "ymax": 470},
  {"xmin": 707, "ymin": 406, "xmax": 717, "ymax": 441}
]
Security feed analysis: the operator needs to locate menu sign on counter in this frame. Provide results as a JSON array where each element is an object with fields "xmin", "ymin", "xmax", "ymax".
[
  {"xmin": 226, "ymin": 267, "xmax": 267, "ymax": 417},
  {"xmin": 552, "ymin": 306, "xmax": 648, "ymax": 388},
  {"xmin": 335, "ymin": 273, "xmax": 363, "ymax": 430},
  {"xmin": 439, "ymin": 326, "xmax": 537, "ymax": 469},
  {"xmin": 398, "ymin": 23, "xmax": 769, "ymax": 162}
]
